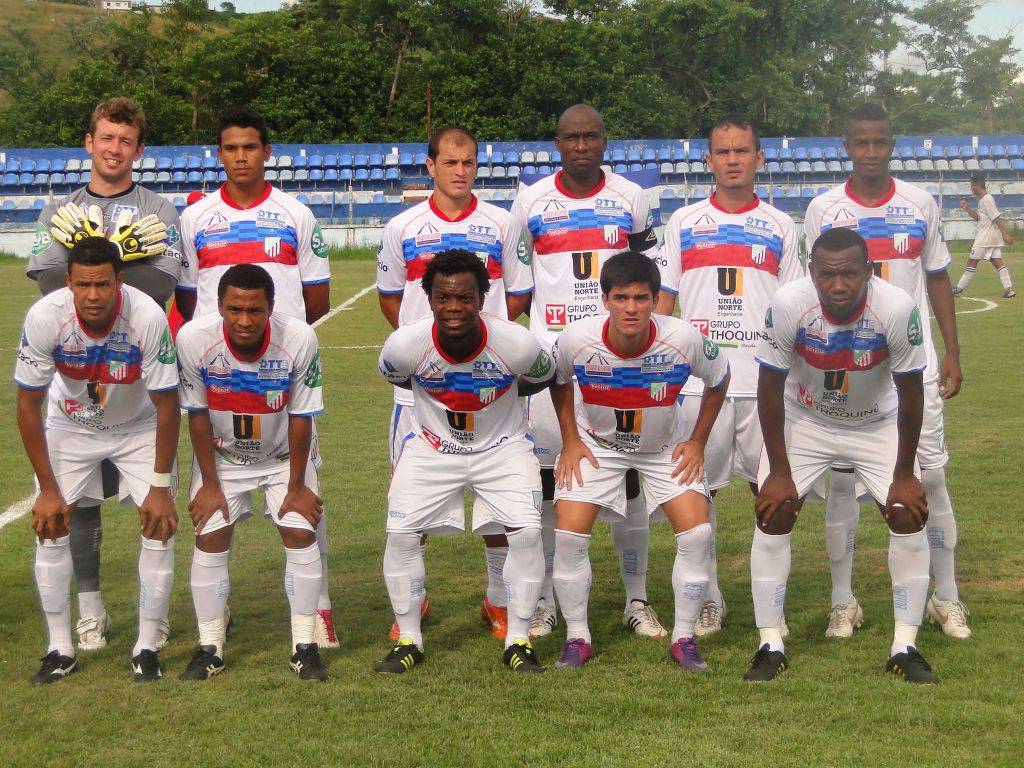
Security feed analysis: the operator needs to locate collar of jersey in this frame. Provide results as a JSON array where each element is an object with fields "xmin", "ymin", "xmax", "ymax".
[
  {"xmin": 76, "ymin": 287, "xmax": 124, "ymax": 340},
  {"xmin": 709, "ymin": 191, "xmax": 760, "ymax": 215},
  {"xmin": 222, "ymin": 320, "xmax": 272, "ymax": 361},
  {"xmin": 843, "ymin": 177, "xmax": 895, "ymax": 208},
  {"xmin": 601, "ymin": 317, "xmax": 657, "ymax": 359},
  {"xmin": 432, "ymin": 318, "xmax": 487, "ymax": 364},
  {"xmin": 220, "ymin": 181, "xmax": 273, "ymax": 210},
  {"xmin": 84, "ymin": 183, "xmax": 137, "ymax": 201},
  {"xmin": 554, "ymin": 170, "xmax": 606, "ymax": 199},
  {"xmin": 429, "ymin": 194, "xmax": 478, "ymax": 222}
]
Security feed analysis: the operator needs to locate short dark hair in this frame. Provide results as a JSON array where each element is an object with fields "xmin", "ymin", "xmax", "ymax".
[
  {"xmin": 811, "ymin": 228, "xmax": 869, "ymax": 264},
  {"xmin": 90, "ymin": 97, "xmax": 147, "ymax": 145},
  {"xmin": 847, "ymin": 102, "xmax": 891, "ymax": 134},
  {"xmin": 218, "ymin": 106, "xmax": 269, "ymax": 146},
  {"xmin": 67, "ymin": 236, "xmax": 123, "ymax": 274},
  {"xmin": 970, "ymin": 173, "xmax": 987, "ymax": 187},
  {"xmin": 421, "ymin": 249, "xmax": 490, "ymax": 298},
  {"xmin": 708, "ymin": 114, "xmax": 761, "ymax": 153},
  {"xmin": 428, "ymin": 125, "xmax": 477, "ymax": 160},
  {"xmin": 218, "ymin": 263, "xmax": 276, "ymax": 304},
  {"xmin": 600, "ymin": 251, "xmax": 661, "ymax": 296}
]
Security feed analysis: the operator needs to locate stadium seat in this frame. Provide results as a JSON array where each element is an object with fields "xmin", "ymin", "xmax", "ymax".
[
  {"xmin": 675, "ymin": 162, "xmax": 689, "ymax": 174},
  {"xmin": 903, "ymin": 159, "xmax": 919, "ymax": 172},
  {"xmin": 187, "ymin": 170, "xmax": 202, "ymax": 184},
  {"xmin": 914, "ymin": 146, "xmax": 929, "ymax": 159},
  {"xmin": 781, "ymin": 161, "xmax": 796, "ymax": 174},
  {"xmin": 353, "ymin": 153, "xmax": 368, "ymax": 168},
  {"xmin": 764, "ymin": 147, "xmax": 779, "ymax": 162},
  {"xmin": 535, "ymin": 151, "xmax": 551, "ymax": 163},
  {"xmin": 520, "ymin": 150, "xmax": 536, "ymax": 164},
  {"xmin": 657, "ymin": 147, "xmax": 673, "ymax": 162},
  {"xmin": 369, "ymin": 153, "xmax": 384, "ymax": 167},
  {"xmin": 141, "ymin": 171, "xmax": 157, "ymax": 184},
  {"xmin": 812, "ymin": 161, "xmax": 826, "ymax": 173},
  {"xmin": 898, "ymin": 146, "xmax": 913, "ymax": 160},
  {"xmin": 792, "ymin": 147, "xmax": 807, "ymax": 161},
  {"xmin": 398, "ymin": 152, "xmax": 415, "ymax": 168},
  {"xmin": 934, "ymin": 159, "xmax": 950, "ymax": 172},
  {"xmin": 522, "ymin": 165, "xmax": 536, "ymax": 176},
  {"xmin": 309, "ymin": 169, "xmax": 324, "ymax": 182},
  {"xmin": 369, "ymin": 168, "xmax": 385, "ymax": 181},
  {"xmin": 294, "ymin": 169, "xmax": 309, "ymax": 181},
  {"xmin": 491, "ymin": 151, "xmax": 504, "ymax": 165},
  {"xmin": 201, "ymin": 156, "xmax": 216, "ymax": 170},
  {"xmin": 81, "ymin": 171, "xmax": 91, "ymax": 182},
  {"xmin": 766, "ymin": 161, "xmax": 781, "ymax": 174},
  {"xmin": 296, "ymin": 193, "xmax": 309, "ymax": 204},
  {"xmin": 32, "ymin": 198, "xmax": 46, "ymax": 209},
  {"xmin": 628, "ymin": 163, "xmax": 642, "ymax": 173},
  {"xmin": 965, "ymin": 158, "xmax": 981, "ymax": 171},
  {"xmin": 384, "ymin": 153, "xmax": 399, "ymax": 167},
  {"xmin": 324, "ymin": 168, "xmax": 339, "ymax": 182},
  {"xmin": 372, "ymin": 192, "xmax": 386, "ymax": 204},
  {"xmin": 141, "ymin": 157, "xmax": 157, "ymax": 171},
  {"xmin": 625, "ymin": 149, "xmax": 642, "ymax": 163},
  {"xmin": 507, "ymin": 166, "xmax": 520, "ymax": 179},
  {"xmin": 414, "ymin": 151, "xmax": 428, "ymax": 167},
  {"xmin": 826, "ymin": 160, "xmax": 843, "ymax": 173},
  {"xmin": 66, "ymin": 172, "xmax": 80, "ymax": 185},
  {"xmin": 265, "ymin": 169, "xmax": 279, "ymax": 181},
  {"xmin": 66, "ymin": 158, "xmax": 82, "ymax": 172},
  {"xmin": 786, "ymin": 187, "xmax": 800, "ymax": 198},
  {"xmin": 505, "ymin": 151, "xmax": 520, "ymax": 165},
  {"xmin": 32, "ymin": 173, "xmax": 48, "ymax": 186},
  {"xmin": 1, "ymin": 199, "xmax": 15, "ymax": 210},
  {"xmin": 692, "ymin": 187, "xmax": 709, "ymax": 200},
  {"xmin": 172, "ymin": 196, "xmax": 185, "ymax": 208},
  {"xmin": 981, "ymin": 158, "xmax": 996, "ymax": 171},
  {"xmin": 491, "ymin": 166, "xmax": 506, "ymax": 179},
  {"xmin": 156, "ymin": 171, "xmax": 171, "ymax": 184},
  {"xmin": 338, "ymin": 168, "xmax": 353, "ymax": 182},
  {"xmin": 538, "ymin": 165, "xmax": 553, "ymax": 176},
  {"xmin": 919, "ymin": 159, "xmax": 935, "ymax": 172},
  {"xmin": 1007, "ymin": 145, "xmax": 1021, "ymax": 158},
  {"xmin": 976, "ymin": 145, "xmax": 991, "ymax": 158},
  {"xmin": 172, "ymin": 171, "xmax": 186, "ymax": 183},
  {"xmin": 661, "ymin": 188, "xmax": 675, "ymax": 199},
  {"xmin": 307, "ymin": 154, "xmax": 323, "ymax": 169},
  {"xmin": 950, "ymin": 159, "xmax": 965, "ymax": 171},
  {"xmin": 385, "ymin": 167, "xmax": 401, "ymax": 181},
  {"xmin": 642, "ymin": 148, "xmax": 656, "ymax": 162},
  {"xmin": 35, "ymin": 159, "xmax": 51, "ymax": 173},
  {"xmin": 477, "ymin": 150, "xmax": 489, "ymax": 165},
  {"xmin": 809, "ymin": 146, "xmax": 823, "ymax": 161},
  {"xmin": 186, "ymin": 155, "xmax": 202, "ymax": 170},
  {"xmin": 660, "ymin": 162, "xmax": 675, "ymax": 176},
  {"xmin": 293, "ymin": 155, "xmax": 309, "ymax": 169},
  {"xmin": 265, "ymin": 156, "xmax": 278, "ymax": 169},
  {"xmin": 756, "ymin": 185, "xmax": 769, "ymax": 198},
  {"xmin": 690, "ymin": 162, "xmax": 706, "ymax": 174},
  {"xmin": 824, "ymin": 146, "xmax": 839, "ymax": 160},
  {"xmin": 889, "ymin": 159, "xmax": 904, "ymax": 172},
  {"xmin": 796, "ymin": 161, "xmax": 811, "ymax": 174},
  {"xmin": 324, "ymin": 154, "xmax": 339, "ymax": 169},
  {"xmin": 157, "ymin": 157, "xmax": 172, "ymax": 171},
  {"xmin": 1012, "ymin": 158, "xmax": 1024, "ymax": 171},
  {"xmin": 50, "ymin": 173, "xmax": 66, "ymax": 186},
  {"xmin": 354, "ymin": 168, "xmax": 369, "ymax": 181},
  {"xmin": 310, "ymin": 194, "xmax": 325, "ymax": 205},
  {"xmin": 339, "ymin": 153, "xmax": 354, "ymax": 168},
  {"xmin": 477, "ymin": 166, "xmax": 491, "ymax": 179},
  {"xmin": 279, "ymin": 169, "xmax": 294, "ymax": 182},
  {"xmin": 611, "ymin": 149, "xmax": 627, "ymax": 163},
  {"xmin": 172, "ymin": 156, "xmax": 187, "ymax": 171}
]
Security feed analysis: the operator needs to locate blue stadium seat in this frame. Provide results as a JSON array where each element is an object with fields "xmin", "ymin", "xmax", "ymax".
[
  {"xmin": 324, "ymin": 168, "xmax": 339, "ymax": 182},
  {"xmin": 186, "ymin": 170, "xmax": 202, "ymax": 184},
  {"xmin": 33, "ymin": 198, "xmax": 46, "ymax": 209},
  {"xmin": 172, "ymin": 196, "xmax": 186, "ymax": 208},
  {"xmin": 786, "ymin": 187, "xmax": 800, "ymax": 198},
  {"xmin": 932, "ymin": 145, "xmax": 948, "ymax": 158},
  {"xmin": 2, "ymin": 199, "xmax": 16, "ymax": 209},
  {"xmin": 661, "ymin": 188, "xmax": 675, "ymax": 199},
  {"xmin": 296, "ymin": 193, "xmax": 309, "ymax": 204},
  {"xmin": 782, "ymin": 161, "xmax": 796, "ymax": 174},
  {"xmin": 642, "ymin": 148, "xmax": 656, "ymax": 162},
  {"xmin": 628, "ymin": 163, "xmax": 642, "ymax": 173},
  {"xmin": 50, "ymin": 173, "xmax": 66, "ymax": 186},
  {"xmin": 538, "ymin": 165, "xmax": 553, "ymax": 176},
  {"xmin": 32, "ymin": 173, "xmax": 48, "ymax": 185},
  {"xmin": 369, "ymin": 153, "xmax": 384, "ymax": 167},
  {"xmin": 172, "ymin": 171, "xmax": 186, "ymax": 183},
  {"xmin": 308, "ymin": 154, "xmax": 323, "ymax": 169},
  {"xmin": 186, "ymin": 155, "xmax": 202, "ymax": 170},
  {"xmin": 309, "ymin": 169, "xmax": 324, "ymax": 182},
  {"xmin": 310, "ymin": 194, "xmax": 325, "ymax": 205},
  {"xmin": 324, "ymin": 154, "xmax": 339, "ymax": 168},
  {"xmin": 491, "ymin": 151, "xmax": 504, "ymax": 165},
  {"xmin": 293, "ymin": 155, "xmax": 308, "ymax": 169},
  {"xmin": 477, "ymin": 150, "xmax": 489, "ymax": 165},
  {"xmin": 505, "ymin": 151, "xmax": 520, "ymax": 165},
  {"xmin": 793, "ymin": 147, "xmax": 808, "ymax": 161},
  {"xmin": 338, "ymin": 168, "xmax": 353, "ymax": 182},
  {"xmin": 976, "ymin": 145, "xmax": 991, "ymax": 158},
  {"xmin": 354, "ymin": 153, "xmax": 369, "ymax": 168},
  {"xmin": 611, "ymin": 149, "xmax": 627, "ymax": 163},
  {"xmin": 692, "ymin": 187, "xmax": 709, "ymax": 200},
  {"xmin": 626, "ymin": 149, "xmax": 642, "ymax": 163},
  {"xmin": 385, "ymin": 167, "xmax": 401, "ymax": 181},
  {"xmin": 522, "ymin": 165, "xmax": 536, "ymax": 176},
  {"xmin": 1007, "ymin": 145, "xmax": 1021, "ymax": 158},
  {"xmin": 824, "ymin": 146, "xmax": 839, "ymax": 160},
  {"xmin": 369, "ymin": 168, "xmax": 385, "ymax": 181},
  {"xmin": 766, "ymin": 161, "xmax": 781, "ymax": 174},
  {"xmin": 339, "ymin": 153, "xmax": 354, "ymax": 168},
  {"xmin": 914, "ymin": 146, "xmax": 929, "ymax": 159},
  {"xmin": 657, "ymin": 148, "xmax": 673, "ymax": 162},
  {"xmin": 66, "ymin": 172, "xmax": 80, "ymax": 185},
  {"xmin": 398, "ymin": 152, "xmax": 414, "ymax": 167},
  {"xmin": 354, "ymin": 168, "xmax": 369, "ymax": 181},
  {"xmin": 687, "ymin": 145, "xmax": 704, "ymax": 162},
  {"xmin": 981, "ymin": 158, "xmax": 996, "ymax": 171},
  {"xmin": 35, "ymin": 159, "xmax": 51, "ymax": 173},
  {"xmin": 202, "ymin": 156, "xmax": 217, "ymax": 170},
  {"xmin": 157, "ymin": 157, "xmax": 172, "ymax": 171},
  {"xmin": 81, "ymin": 171, "xmax": 91, "ymax": 182},
  {"xmin": 898, "ymin": 146, "xmax": 913, "ymax": 160},
  {"xmin": 172, "ymin": 156, "xmax": 187, "ymax": 171},
  {"xmin": 216, "ymin": 170, "xmax": 227, "ymax": 183},
  {"xmin": 1011, "ymin": 158, "xmax": 1024, "ymax": 171},
  {"xmin": 809, "ymin": 146, "xmax": 823, "ymax": 161},
  {"xmin": 612, "ymin": 163, "xmax": 627, "ymax": 174},
  {"xmin": 372, "ymin": 192, "xmax": 386, "ymax": 204},
  {"xmin": 414, "ymin": 151, "xmax": 428, "ymax": 166},
  {"xmin": 6, "ymin": 160, "xmax": 22, "ymax": 173}
]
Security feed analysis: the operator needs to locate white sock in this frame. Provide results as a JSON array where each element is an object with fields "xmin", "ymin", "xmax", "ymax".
[
  {"xmin": 552, "ymin": 529, "xmax": 593, "ymax": 644},
  {"xmin": 191, "ymin": 548, "xmax": 230, "ymax": 656},
  {"xmin": 704, "ymin": 498, "xmax": 723, "ymax": 607},
  {"xmin": 485, "ymin": 545, "xmax": 509, "ymax": 607},
  {"xmin": 502, "ymin": 528, "xmax": 544, "ymax": 647},
  {"xmin": 671, "ymin": 523, "xmax": 712, "ymax": 641},
  {"xmin": 136, "ymin": 536, "xmax": 175, "ymax": 655},
  {"xmin": 892, "ymin": 621, "xmax": 920, "ymax": 656},
  {"xmin": 315, "ymin": 512, "xmax": 331, "ymax": 611},
  {"xmin": 539, "ymin": 499, "xmax": 557, "ymax": 610},
  {"xmin": 889, "ymin": 528, "xmax": 930, "ymax": 649},
  {"xmin": 997, "ymin": 264, "xmax": 1013, "ymax": 290},
  {"xmin": 750, "ymin": 527, "xmax": 791, "ymax": 652},
  {"xmin": 36, "ymin": 535, "xmax": 74, "ymax": 657},
  {"xmin": 383, "ymin": 532, "xmax": 426, "ymax": 648},
  {"xmin": 956, "ymin": 266, "xmax": 976, "ymax": 291},
  {"xmin": 612, "ymin": 494, "xmax": 650, "ymax": 607},
  {"xmin": 78, "ymin": 590, "xmax": 105, "ymax": 619},
  {"xmin": 825, "ymin": 470, "xmax": 860, "ymax": 606},
  {"xmin": 285, "ymin": 543, "xmax": 321, "ymax": 649},
  {"xmin": 922, "ymin": 467, "xmax": 959, "ymax": 602}
]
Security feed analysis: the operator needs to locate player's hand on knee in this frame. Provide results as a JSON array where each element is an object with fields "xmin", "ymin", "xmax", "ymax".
[
  {"xmin": 188, "ymin": 484, "xmax": 229, "ymax": 534},
  {"xmin": 670, "ymin": 440, "xmax": 704, "ymax": 486},
  {"xmin": 280, "ymin": 486, "xmax": 323, "ymax": 527},
  {"xmin": 884, "ymin": 475, "xmax": 928, "ymax": 533},
  {"xmin": 140, "ymin": 488, "xmax": 178, "ymax": 542},
  {"xmin": 31, "ymin": 489, "xmax": 72, "ymax": 541},
  {"xmin": 755, "ymin": 473, "xmax": 799, "ymax": 531},
  {"xmin": 555, "ymin": 439, "xmax": 598, "ymax": 491}
]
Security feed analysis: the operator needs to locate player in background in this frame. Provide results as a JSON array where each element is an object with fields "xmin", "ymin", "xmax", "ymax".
[
  {"xmin": 177, "ymin": 265, "xmax": 327, "ymax": 681},
  {"xmin": 551, "ymin": 252, "xmax": 729, "ymax": 671},
  {"xmin": 375, "ymin": 250, "xmax": 554, "ymax": 674},
  {"xmin": 748, "ymin": 228, "xmax": 937, "ymax": 684},
  {"xmin": 376, "ymin": 125, "xmax": 533, "ymax": 641},
  {"xmin": 17, "ymin": 237, "xmax": 180, "ymax": 684},
  {"xmin": 655, "ymin": 115, "xmax": 803, "ymax": 637},
  {"xmin": 953, "ymin": 174, "xmax": 1015, "ymax": 298},
  {"xmin": 511, "ymin": 104, "xmax": 664, "ymax": 640},
  {"xmin": 26, "ymin": 97, "xmax": 181, "ymax": 655},
  {"xmin": 175, "ymin": 106, "xmax": 339, "ymax": 649},
  {"xmin": 804, "ymin": 103, "xmax": 969, "ymax": 639}
]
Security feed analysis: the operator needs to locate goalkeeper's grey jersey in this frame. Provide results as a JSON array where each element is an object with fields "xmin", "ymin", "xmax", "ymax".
[{"xmin": 27, "ymin": 183, "xmax": 182, "ymax": 281}]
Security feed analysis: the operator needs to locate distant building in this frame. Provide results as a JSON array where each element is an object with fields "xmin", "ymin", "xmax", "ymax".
[{"xmin": 97, "ymin": 0, "xmax": 132, "ymax": 10}]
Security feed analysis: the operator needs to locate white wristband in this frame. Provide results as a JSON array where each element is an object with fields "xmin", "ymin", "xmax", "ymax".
[{"xmin": 150, "ymin": 472, "xmax": 173, "ymax": 488}]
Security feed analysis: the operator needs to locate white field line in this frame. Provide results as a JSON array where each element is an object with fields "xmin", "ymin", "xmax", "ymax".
[
  {"xmin": 954, "ymin": 296, "xmax": 998, "ymax": 315},
  {"xmin": 311, "ymin": 283, "xmax": 376, "ymax": 329},
  {"xmin": 0, "ymin": 495, "xmax": 33, "ymax": 530}
]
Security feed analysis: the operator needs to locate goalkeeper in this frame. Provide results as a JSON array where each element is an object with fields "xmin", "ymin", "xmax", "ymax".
[{"xmin": 25, "ymin": 97, "xmax": 182, "ymax": 655}]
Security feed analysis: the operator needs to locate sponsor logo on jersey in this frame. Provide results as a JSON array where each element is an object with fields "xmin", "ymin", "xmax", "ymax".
[
  {"xmin": 614, "ymin": 409, "xmax": 642, "ymax": 434},
  {"xmin": 823, "ymin": 369, "xmax": 849, "ymax": 393},
  {"xmin": 165, "ymin": 224, "xmax": 179, "ymax": 246},
  {"xmin": 258, "ymin": 210, "xmax": 287, "ymax": 230},
  {"xmin": 545, "ymin": 304, "xmax": 567, "ymax": 330},
  {"xmin": 467, "ymin": 224, "xmax": 497, "ymax": 245},
  {"xmin": 381, "ymin": 358, "xmax": 397, "ymax": 373},
  {"xmin": 893, "ymin": 232, "xmax": 910, "ymax": 254},
  {"xmin": 157, "ymin": 327, "xmax": 176, "ymax": 364},
  {"xmin": 693, "ymin": 214, "xmax": 718, "ymax": 236},
  {"xmin": 527, "ymin": 350, "xmax": 552, "ymax": 379},
  {"xmin": 31, "ymin": 222, "xmax": 52, "ymax": 255},
  {"xmin": 572, "ymin": 251, "xmax": 598, "ymax": 280},
  {"xmin": 870, "ymin": 261, "xmax": 890, "ymax": 280},
  {"xmin": 744, "ymin": 216, "xmax": 774, "ymax": 238},
  {"xmin": 422, "ymin": 427, "xmax": 443, "ymax": 449},
  {"xmin": 831, "ymin": 209, "xmax": 858, "ymax": 229},
  {"xmin": 304, "ymin": 352, "xmax": 323, "ymax": 388},
  {"xmin": 885, "ymin": 205, "xmax": 915, "ymax": 225},
  {"xmin": 202, "ymin": 212, "xmax": 230, "ymax": 235},
  {"xmin": 415, "ymin": 222, "xmax": 442, "ymax": 247},
  {"xmin": 764, "ymin": 308, "xmax": 773, "ymax": 329},
  {"xmin": 264, "ymin": 236, "xmax": 282, "ymax": 259},
  {"xmin": 854, "ymin": 317, "xmax": 876, "ymax": 339},
  {"xmin": 60, "ymin": 329, "xmax": 86, "ymax": 356},
  {"xmin": 110, "ymin": 204, "xmax": 139, "ymax": 226},
  {"xmin": 233, "ymin": 414, "xmax": 261, "ymax": 440},
  {"xmin": 533, "ymin": 490, "xmax": 543, "ymax": 512},
  {"xmin": 541, "ymin": 200, "xmax": 569, "ymax": 223},
  {"xmin": 106, "ymin": 331, "xmax": 130, "ymax": 354},
  {"xmin": 472, "ymin": 360, "xmax": 504, "ymax": 378},
  {"xmin": 641, "ymin": 353, "xmax": 673, "ymax": 373},
  {"xmin": 907, "ymin": 306, "xmax": 923, "ymax": 345},
  {"xmin": 445, "ymin": 410, "xmax": 475, "ymax": 441},
  {"xmin": 258, "ymin": 359, "xmax": 289, "ymax": 379},
  {"xmin": 595, "ymin": 198, "xmax": 624, "ymax": 217},
  {"xmin": 584, "ymin": 351, "xmax": 612, "ymax": 377},
  {"xmin": 798, "ymin": 384, "xmax": 815, "ymax": 408},
  {"xmin": 702, "ymin": 336, "xmax": 719, "ymax": 360},
  {"xmin": 804, "ymin": 317, "xmax": 827, "ymax": 342},
  {"xmin": 517, "ymin": 235, "xmax": 531, "ymax": 265},
  {"xmin": 86, "ymin": 381, "xmax": 107, "ymax": 406},
  {"xmin": 690, "ymin": 318, "xmax": 710, "ymax": 336},
  {"xmin": 750, "ymin": 243, "xmax": 767, "ymax": 265},
  {"xmin": 311, "ymin": 223, "xmax": 328, "ymax": 258},
  {"xmin": 717, "ymin": 267, "xmax": 743, "ymax": 296},
  {"xmin": 650, "ymin": 381, "xmax": 668, "ymax": 402}
]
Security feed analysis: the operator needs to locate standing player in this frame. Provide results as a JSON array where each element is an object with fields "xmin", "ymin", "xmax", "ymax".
[
  {"xmin": 177, "ymin": 265, "xmax": 327, "ymax": 681},
  {"xmin": 376, "ymin": 124, "xmax": 533, "ymax": 641},
  {"xmin": 375, "ymin": 250, "xmax": 553, "ymax": 674},
  {"xmin": 953, "ymin": 174, "xmax": 1015, "ymax": 298},
  {"xmin": 656, "ymin": 115, "xmax": 803, "ymax": 636},
  {"xmin": 804, "ymin": 103, "xmax": 969, "ymax": 639},
  {"xmin": 551, "ymin": 252, "xmax": 729, "ymax": 670},
  {"xmin": 511, "ymin": 104, "xmax": 663, "ymax": 640},
  {"xmin": 175, "ymin": 106, "xmax": 339, "ymax": 649},
  {"xmin": 26, "ymin": 97, "xmax": 181, "ymax": 654},
  {"xmin": 16, "ymin": 237, "xmax": 180, "ymax": 684},
  {"xmin": 748, "ymin": 228, "xmax": 937, "ymax": 684}
]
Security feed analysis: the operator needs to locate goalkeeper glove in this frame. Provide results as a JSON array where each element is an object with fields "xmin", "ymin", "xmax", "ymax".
[
  {"xmin": 50, "ymin": 203, "xmax": 105, "ymax": 248},
  {"xmin": 109, "ymin": 209, "xmax": 168, "ymax": 262}
]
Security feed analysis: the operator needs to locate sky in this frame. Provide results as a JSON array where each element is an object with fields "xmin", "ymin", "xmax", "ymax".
[{"xmin": 219, "ymin": 0, "xmax": 1024, "ymax": 59}]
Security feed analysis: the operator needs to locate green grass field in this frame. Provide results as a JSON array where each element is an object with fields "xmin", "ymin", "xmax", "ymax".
[{"xmin": 0, "ymin": 249, "xmax": 1022, "ymax": 767}]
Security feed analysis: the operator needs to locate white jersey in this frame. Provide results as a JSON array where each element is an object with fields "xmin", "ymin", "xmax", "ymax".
[
  {"xmin": 511, "ymin": 170, "xmax": 656, "ymax": 343},
  {"xmin": 552, "ymin": 314, "xmax": 729, "ymax": 453},
  {"xmin": 658, "ymin": 193, "xmax": 803, "ymax": 396},
  {"xmin": 15, "ymin": 284, "xmax": 178, "ymax": 435},
  {"xmin": 974, "ymin": 193, "xmax": 1005, "ymax": 247},
  {"xmin": 176, "ymin": 313, "xmax": 323, "ymax": 478},
  {"xmin": 376, "ymin": 194, "xmax": 533, "ymax": 406},
  {"xmin": 755, "ymin": 276, "xmax": 927, "ymax": 427},
  {"xmin": 804, "ymin": 178, "xmax": 949, "ymax": 381},
  {"xmin": 378, "ymin": 314, "xmax": 552, "ymax": 454},
  {"xmin": 178, "ymin": 183, "xmax": 331, "ymax": 320}
]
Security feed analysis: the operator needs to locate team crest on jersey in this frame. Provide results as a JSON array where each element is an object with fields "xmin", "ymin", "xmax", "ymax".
[
  {"xmin": 689, "ymin": 318, "xmax": 710, "ymax": 336},
  {"xmin": 831, "ymin": 209, "xmax": 858, "ymax": 229},
  {"xmin": 264, "ymin": 237, "xmax": 282, "ymax": 259},
  {"xmin": 750, "ymin": 244, "xmax": 767, "ymax": 265},
  {"xmin": 265, "ymin": 390, "xmax": 286, "ymax": 410},
  {"xmin": 853, "ymin": 349, "xmax": 873, "ymax": 368},
  {"xmin": 474, "ymin": 251, "xmax": 490, "ymax": 269},
  {"xmin": 893, "ymin": 232, "xmax": 910, "ymax": 254},
  {"xmin": 584, "ymin": 351, "xmax": 612, "ymax": 377},
  {"xmin": 650, "ymin": 381, "xmax": 668, "ymax": 402},
  {"xmin": 108, "ymin": 360, "xmax": 128, "ymax": 381},
  {"xmin": 478, "ymin": 386, "xmax": 498, "ymax": 405},
  {"xmin": 693, "ymin": 214, "xmax": 718, "ymax": 236},
  {"xmin": 258, "ymin": 210, "xmax": 287, "ymax": 230},
  {"xmin": 603, "ymin": 224, "xmax": 620, "ymax": 246}
]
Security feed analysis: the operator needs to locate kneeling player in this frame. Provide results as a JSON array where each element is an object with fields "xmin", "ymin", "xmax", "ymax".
[
  {"xmin": 376, "ymin": 249, "xmax": 554, "ymax": 674},
  {"xmin": 16, "ymin": 237, "xmax": 180, "ymax": 684},
  {"xmin": 748, "ymin": 227, "xmax": 936, "ymax": 684},
  {"xmin": 551, "ymin": 251, "xmax": 730, "ymax": 670},
  {"xmin": 176, "ymin": 264, "xmax": 328, "ymax": 681}
]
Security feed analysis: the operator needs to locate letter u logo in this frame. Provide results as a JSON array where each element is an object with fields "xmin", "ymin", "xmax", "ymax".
[{"xmin": 717, "ymin": 267, "xmax": 743, "ymax": 295}]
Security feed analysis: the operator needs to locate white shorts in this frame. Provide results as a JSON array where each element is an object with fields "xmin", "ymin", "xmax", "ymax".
[
  {"xmin": 757, "ymin": 415, "xmax": 918, "ymax": 505},
  {"xmin": 388, "ymin": 400, "xmax": 420, "ymax": 468},
  {"xmin": 681, "ymin": 394, "xmax": 761, "ymax": 490},
  {"xmin": 387, "ymin": 437, "xmax": 542, "ymax": 535},
  {"xmin": 969, "ymin": 245, "xmax": 1002, "ymax": 262},
  {"xmin": 918, "ymin": 379, "xmax": 948, "ymax": 469},
  {"xmin": 188, "ymin": 457, "xmax": 320, "ymax": 535},
  {"xmin": 46, "ymin": 428, "xmax": 175, "ymax": 508},
  {"xmin": 556, "ymin": 447, "xmax": 710, "ymax": 522},
  {"xmin": 527, "ymin": 386, "xmax": 581, "ymax": 469}
]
